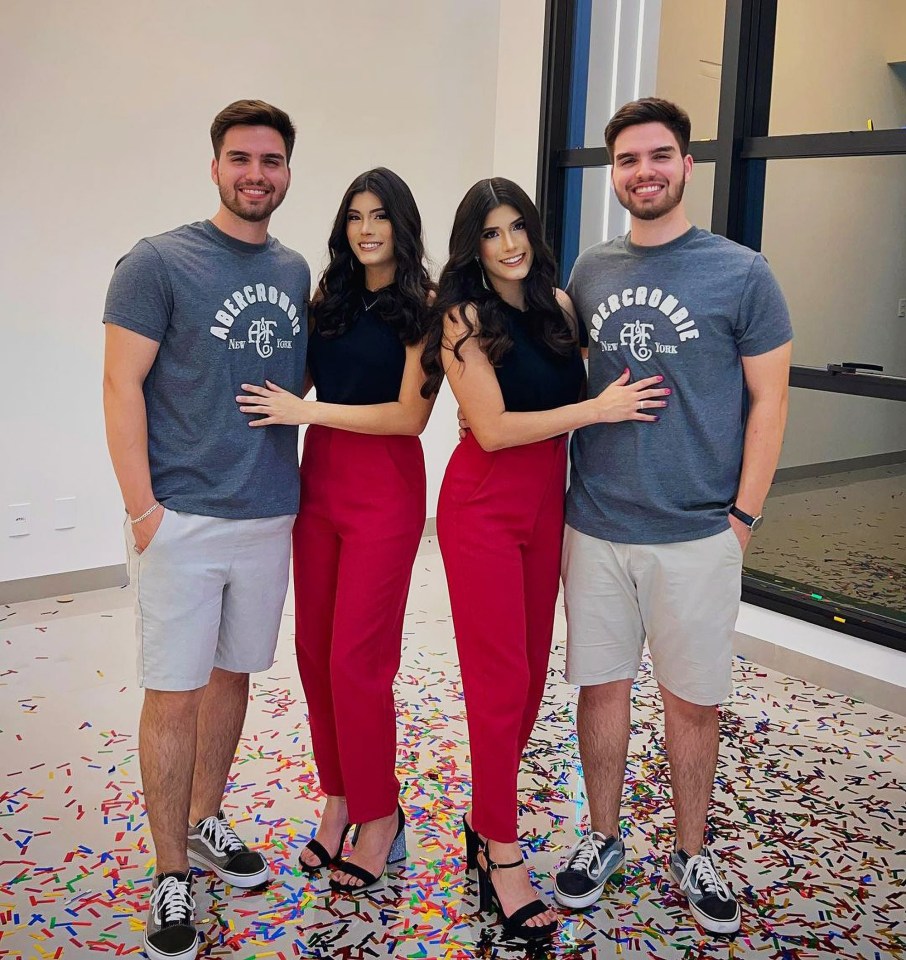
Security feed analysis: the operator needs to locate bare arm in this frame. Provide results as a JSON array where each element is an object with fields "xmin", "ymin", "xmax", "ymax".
[
  {"xmin": 102, "ymin": 324, "xmax": 162, "ymax": 551},
  {"xmin": 731, "ymin": 341, "xmax": 792, "ymax": 547},
  {"xmin": 237, "ymin": 342, "xmax": 436, "ymax": 436},
  {"xmin": 556, "ymin": 289, "xmax": 590, "ymax": 388},
  {"xmin": 443, "ymin": 304, "xmax": 668, "ymax": 452}
]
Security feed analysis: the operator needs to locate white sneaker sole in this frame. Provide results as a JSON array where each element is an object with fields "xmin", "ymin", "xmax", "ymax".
[
  {"xmin": 187, "ymin": 851, "xmax": 269, "ymax": 888},
  {"xmin": 143, "ymin": 932, "xmax": 198, "ymax": 960},
  {"xmin": 553, "ymin": 855, "xmax": 625, "ymax": 909},
  {"xmin": 669, "ymin": 865, "xmax": 741, "ymax": 935},
  {"xmin": 688, "ymin": 899, "xmax": 741, "ymax": 935}
]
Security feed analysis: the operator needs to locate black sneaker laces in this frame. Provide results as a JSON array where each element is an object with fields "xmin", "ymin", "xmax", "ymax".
[{"xmin": 151, "ymin": 875, "xmax": 195, "ymax": 925}]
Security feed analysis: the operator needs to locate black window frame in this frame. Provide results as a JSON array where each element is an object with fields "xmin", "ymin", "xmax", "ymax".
[{"xmin": 537, "ymin": 0, "xmax": 906, "ymax": 652}]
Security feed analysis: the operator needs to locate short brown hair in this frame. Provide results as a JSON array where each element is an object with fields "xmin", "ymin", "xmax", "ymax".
[
  {"xmin": 210, "ymin": 100, "xmax": 296, "ymax": 162},
  {"xmin": 605, "ymin": 98, "xmax": 691, "ymax": 156}
]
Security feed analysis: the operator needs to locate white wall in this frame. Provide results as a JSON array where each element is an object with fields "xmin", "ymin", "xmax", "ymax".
[
  {"xmin": 1, "ymin": 0, "xmax": 539, "ymax": 583},
  {"xmin": 736, "ymin": 602, "xmax": 906, "ymax": 687},
  {"xmin": 493, "ymin": 0, "xmax": 547, "ymax": 197}
]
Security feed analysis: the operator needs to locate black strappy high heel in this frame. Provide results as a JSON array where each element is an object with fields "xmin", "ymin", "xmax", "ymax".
[
  {"xmin": 298, "ymin": 823, "xmax": 352, "ymax": 874},
  {"xmin": 463, "ymin": 814, "xmax": 479, "ymax": 870},
  {"xmin": 476, "ymin": 838, "xmax": 557, "ymax": 942},
  {"xmin": 329, "ymin": 805, "xmax": 406, "ymax": 895}
]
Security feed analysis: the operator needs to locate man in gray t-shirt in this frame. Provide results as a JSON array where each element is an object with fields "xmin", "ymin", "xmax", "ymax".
[
  {"xmin": 553, "ymin": 99, "xmax": 792, "ymax": 936},
  {"xmin": 102, "ymin": 101, "xmax": 308, "ymax": 960}
]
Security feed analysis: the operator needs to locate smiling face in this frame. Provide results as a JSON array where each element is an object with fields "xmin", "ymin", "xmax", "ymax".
[
  {"xmin": 346, "ymin": 190, "xmax": 396, "ymax": 275},
  {"xmin": 610, "ymin": 121, "xmax": 692, "ymax": 222},
  {"xmin": 478, "ymin": 204, "xmax": 534, "ymax": 292},
  {"xmin": 210, "ymin": 125, "xmax": 290, "ymax": 224}
]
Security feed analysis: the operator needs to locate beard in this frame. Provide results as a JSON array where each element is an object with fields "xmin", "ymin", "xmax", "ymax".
[
  {"xmin": 218, "ymin": 182, "xmax": 285, "ymax": 223},
  {"xmin": 619, "ymin": 177, "xmax": 686, "ymax": 221}
]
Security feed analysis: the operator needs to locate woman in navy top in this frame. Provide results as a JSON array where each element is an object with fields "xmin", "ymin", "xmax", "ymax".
[
  {"xmin": 420, "ymin": 179, "xmax": 669, "ymax": 941},
  {"xmin": 237, "ymin": 168, "xmax": 434, "ymax": 894}
]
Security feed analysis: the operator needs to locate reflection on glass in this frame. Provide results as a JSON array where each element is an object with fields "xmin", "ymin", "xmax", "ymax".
[
  {"xmin": 746, "ymin": 388, "xmax": 905, "ymax": 626},
  {"xmin": 655, "ymin": 0, "xmax": 724, "ymax": 141},
  {"xmin": 762, "ymin": 156, "xmax": 906, "ymax": 379},
  {"xmin": 771, "ymin": 0, "xmax": 906, "ymax": 136},
  {"xmin": 682, "ymin": 159, "xmax": 714, "ymax": 230},
  {"xmin": 569, "ymin": 0, "xmax": 723, "ymax": 148}
]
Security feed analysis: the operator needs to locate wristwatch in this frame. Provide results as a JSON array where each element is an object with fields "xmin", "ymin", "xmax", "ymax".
[{"xmin": 729, "ymin": 504, "xmax": 763, "ymax": 532}]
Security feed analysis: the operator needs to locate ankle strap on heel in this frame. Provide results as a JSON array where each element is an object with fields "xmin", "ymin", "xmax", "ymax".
[{"xmin": 480, "ymin": 840, "xmax": 523, "ymax": 874}]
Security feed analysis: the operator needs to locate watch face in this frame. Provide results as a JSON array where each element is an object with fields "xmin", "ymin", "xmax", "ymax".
[{"xmin": 750, "ymin": 515, "xmax": 764, "ymax": 532}]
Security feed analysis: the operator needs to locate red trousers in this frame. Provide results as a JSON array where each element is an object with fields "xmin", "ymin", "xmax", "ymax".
[
  {"xmin": 293, "ymin": 425, "xmax": 425, "ymax": 823},
  {"xmin": 437, "ymin": 432, "xmax": 567, "ymax": 842}
]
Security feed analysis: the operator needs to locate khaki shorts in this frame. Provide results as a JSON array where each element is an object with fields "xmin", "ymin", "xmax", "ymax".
[
  {"xmin": 562, "ymin": 524, "xmax": 743, "ymax": 704},
  {"xmin": 124, "ymin": 509, "xmax": 294, "ymax": 691}
]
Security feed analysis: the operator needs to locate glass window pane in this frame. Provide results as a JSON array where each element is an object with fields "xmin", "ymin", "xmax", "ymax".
[
  {"xmin": 570, "ymin": 0, "xmax": 724, "ymax": 148},
  {"xmin": 746, "ymin": 389, "xmax": 906, "ymax": 628},
  {"xmin": 770, "ymin": 0, "xmax": 906, "ymax": 136},
  {"xmin": 654, "ymin": 0, "xmax": 724, "ymax": 141},
  {"xmin": 761, "ymin": 156, "xmax": 906, "ymax": 379}
]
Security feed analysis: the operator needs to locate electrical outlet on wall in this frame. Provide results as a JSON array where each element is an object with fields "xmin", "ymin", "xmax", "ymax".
[
  {"xmin": 8, "ymin": 503, "xmax": 31, "ymax": 537},
  {"xmin": 897, "ymin": 298, "xmax": 906, "ymax": 319},
  {"xmin": 55, "ymin": 497, "xmax": 77, "ymax": 530}
]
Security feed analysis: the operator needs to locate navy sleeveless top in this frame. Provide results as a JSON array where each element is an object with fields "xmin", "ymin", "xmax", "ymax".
[
  {"xmin": 308, "ymin": 297, "xmax": 406, "ymax": 405},
  {"xmin": 494, "ymin": 304, "xmax": 586, "ymax": 412}
]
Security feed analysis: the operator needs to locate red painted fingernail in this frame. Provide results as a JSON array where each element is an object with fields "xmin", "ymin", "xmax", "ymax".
[
  {"xmin": 664, "ymin": 388, "xmax": 672, "ymax": 395},
  {"xmin": 657, "ymin": 376, "xmax": 664, "ymax": 382}
]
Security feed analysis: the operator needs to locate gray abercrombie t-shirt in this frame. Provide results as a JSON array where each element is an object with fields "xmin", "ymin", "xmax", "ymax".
[
  {"xmin": 566, "ymin": 226, "xmax": 792, "ymax": 544},
  {"xmin": 104, "ymin": 220, "xmax": 310, "ymax": 519}
]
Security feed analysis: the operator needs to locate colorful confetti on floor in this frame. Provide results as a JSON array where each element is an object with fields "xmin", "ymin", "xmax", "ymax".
[{"xmin": 1, "ymin": 542, "xmax": 904, "ymax": 959}]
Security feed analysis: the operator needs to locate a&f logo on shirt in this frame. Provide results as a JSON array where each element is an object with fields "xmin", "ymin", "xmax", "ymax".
[
  {"xmin": 620, "ymin": 321, "xmax": 654, "ymax": 361},
  {"xmin": 589, "ymin": 286, "xmax": 699, "ymax": 361},
  {"xmin": 210, "ymin": 281, "xmax": 302, "ymax": 354},
  {"xmin": 248, "ymin": 318, "xmax": 278, "ymax": 358}
]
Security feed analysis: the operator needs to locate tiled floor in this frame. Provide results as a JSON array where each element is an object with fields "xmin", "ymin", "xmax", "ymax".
[{"xmin": 1, "ymin": 542, "xmax": 904, "ymax": 959}]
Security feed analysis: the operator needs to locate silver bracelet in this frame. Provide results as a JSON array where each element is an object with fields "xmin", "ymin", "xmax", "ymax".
[{"xmin": 130, "ymin": 502, "xmax": 161, "ymax": 525}]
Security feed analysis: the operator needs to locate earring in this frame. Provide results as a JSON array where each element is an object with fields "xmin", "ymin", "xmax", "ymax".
[{"xmin": 474, "ymin": 256, "xmax": 490, "ymax": 291}]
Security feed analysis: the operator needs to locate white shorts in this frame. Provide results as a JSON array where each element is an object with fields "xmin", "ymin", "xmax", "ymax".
[
  {"xmin": 124, "ymin": 509, "xmax": 294, "ymax": 691},
  {"xmin": 562, "ymin": 524, "xmax": 743, "ymax": 704}
]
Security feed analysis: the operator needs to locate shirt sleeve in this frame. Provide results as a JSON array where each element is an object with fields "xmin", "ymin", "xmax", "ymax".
[
  {"xmin": 734, "ymin": 254, "xmax": 793, "ymax": 357},
  {"xmin": 102, "ymin": 239, "xmax": 173, "ymax": 343}
]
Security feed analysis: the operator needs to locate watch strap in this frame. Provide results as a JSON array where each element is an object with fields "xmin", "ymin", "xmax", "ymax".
[{"xmin": 729, "ymin": 504, "xmax": 762, "ymax": 530}]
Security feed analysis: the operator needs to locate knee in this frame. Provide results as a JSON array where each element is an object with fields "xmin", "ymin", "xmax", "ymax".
[
  {"xmin": 143, "ymin": 686, "xmax": 205, "ymax": 722},
  {"xmin": 579, "ymin": 678, "xmax": 633, "ymax": 710},
  {"xmin": 209, "ymin": 667, "xmax": 249, "ymax": 689},
  {"xmin": 659, "ymin": 683, "xmax": 718, "ymax": 722}
]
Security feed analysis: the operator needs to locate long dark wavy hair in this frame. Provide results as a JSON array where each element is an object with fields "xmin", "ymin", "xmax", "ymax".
[
  {"xmin": 420, "ymin": 178, "xmax": 574, "ymax": 397},
  {"xmin": 311, "ymin": 167, "xmax": 432, "ymax": 344}
]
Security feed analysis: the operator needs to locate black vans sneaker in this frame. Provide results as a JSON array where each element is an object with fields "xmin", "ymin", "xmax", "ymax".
[
  {"xmin": 144, "ymin": 870, "xmax": 197, "ymax": 960},
  {"xmin": 187, "ymin": 811, "xmax": 269, "ymax": 887},
  {"xmin": 669, "ymin": 847, "xmax": 741, "ymax": 935},
  {"xmin": 553, "ymin": 832, "xmax": 625, "ymax": 909}
]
